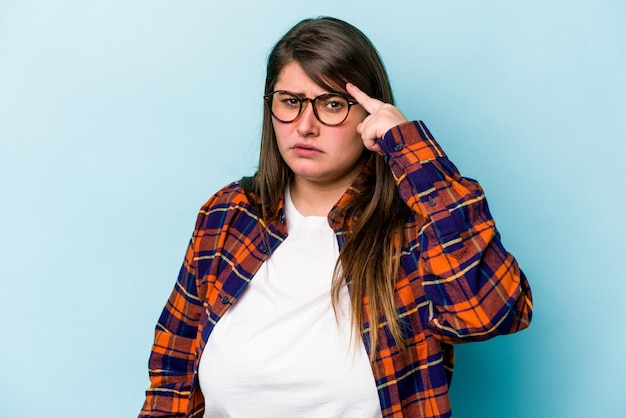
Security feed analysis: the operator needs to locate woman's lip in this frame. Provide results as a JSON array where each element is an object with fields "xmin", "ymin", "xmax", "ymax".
[
  {"xmin": 293, "ymin": 142, "xmax": 321, "ymax": 152},
  {"xmin": 292, "ymin": 143, "xmax": 323, "ymax": 157}
]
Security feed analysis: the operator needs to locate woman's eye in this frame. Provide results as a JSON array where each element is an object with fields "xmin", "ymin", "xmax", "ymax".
[
  {"xmin": 281, "ymin": 97, "xmax": 300, "ymax": 108},
  {"xmin": 322, "ymin": 99, "xmax": 346, "ymax": 112}
]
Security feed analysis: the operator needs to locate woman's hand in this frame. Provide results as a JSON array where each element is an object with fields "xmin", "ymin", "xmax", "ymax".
[{"xmin": 346, "ymin": 83, "xmax": 408, "ymax": 154}]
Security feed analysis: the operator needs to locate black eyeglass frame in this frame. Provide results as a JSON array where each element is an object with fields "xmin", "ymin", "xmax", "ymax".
[{"xmin": 263, "ymin": 90, "xmax": 358, "ymax": 127}]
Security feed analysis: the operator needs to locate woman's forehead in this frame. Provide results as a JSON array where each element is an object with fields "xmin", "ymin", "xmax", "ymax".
[{"xmin": 274, "ymin": 62, "xmax": 345, "ymax": 95}]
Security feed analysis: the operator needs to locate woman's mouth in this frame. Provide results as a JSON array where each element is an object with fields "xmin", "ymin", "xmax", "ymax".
[{"xmin": 292, "ymin": 143, "xmax": 323, "ymax": 157}]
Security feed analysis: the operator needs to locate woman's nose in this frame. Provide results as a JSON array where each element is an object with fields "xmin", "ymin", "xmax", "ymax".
[{"xmin": 296, "ymin": 101, "xmax": 320, "ymax": 136}]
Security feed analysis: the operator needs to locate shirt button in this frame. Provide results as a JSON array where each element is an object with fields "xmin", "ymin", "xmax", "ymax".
[
  {"xmin": 259, "ymin": 245, "xmax": 268, "ymax": 254},
  {"xmin": 221, "ymin": 296, "xmax": 230, "ymax": 304},
  {"xmin": 394, "ymin": 144, "xmax": 404, "ymax": 152},
  {"xmin": 428, "ymin": 197, "xmax": 436, "ymax": 206}
]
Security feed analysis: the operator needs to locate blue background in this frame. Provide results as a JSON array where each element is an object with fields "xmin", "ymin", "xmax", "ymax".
[{"xmin": 1, "ymin": 1, "xmax": 625, "ymax": 417}]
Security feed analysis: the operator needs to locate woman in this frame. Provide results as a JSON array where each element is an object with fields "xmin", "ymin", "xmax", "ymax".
[{"xmin": 140, "ymin": 16, "xmax": 532, "ymax": 418}]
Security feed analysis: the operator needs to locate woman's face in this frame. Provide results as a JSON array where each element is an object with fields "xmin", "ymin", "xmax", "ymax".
[{"xmin": 272, "ymin": 62, "xmax": 368, "ymax": 190}]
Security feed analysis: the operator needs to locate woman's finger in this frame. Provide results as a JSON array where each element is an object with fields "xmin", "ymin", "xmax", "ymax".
[{"xmin": 346, "ymin": 83, "xmax": 383, "ymax": 114}]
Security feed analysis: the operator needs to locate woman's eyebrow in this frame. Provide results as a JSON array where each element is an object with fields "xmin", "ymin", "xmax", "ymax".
[{"xmin": 273, "ymin": 87, "xmax": 334, "ymax": 98}]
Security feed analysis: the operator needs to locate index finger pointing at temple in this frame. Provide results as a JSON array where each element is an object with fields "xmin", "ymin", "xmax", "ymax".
[{"xmin": 346, "ymin": 83, "xmax": 383, "ymax": 114}]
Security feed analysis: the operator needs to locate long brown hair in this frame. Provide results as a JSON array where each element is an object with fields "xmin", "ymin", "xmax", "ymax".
[{"xmin": 249, "ymin": 17, "xmax": 413, "ymax": 357}]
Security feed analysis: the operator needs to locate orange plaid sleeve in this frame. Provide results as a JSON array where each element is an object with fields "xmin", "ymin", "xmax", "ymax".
[{"xmin": 379, "ymin": 121, "xmax": 532, "ymax": 344}]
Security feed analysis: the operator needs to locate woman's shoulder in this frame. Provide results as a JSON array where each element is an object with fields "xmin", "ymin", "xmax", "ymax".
[
  {"xmin": 199, "ymin": 179, "xmax": 250, "ymax": 212},
  {"xmin": 198, "ymin": 175, "xmax": 262, "ymax": 214},
  {"xmin": 189, "ymin": 177, "xmax": 265, "ymax": 236}
]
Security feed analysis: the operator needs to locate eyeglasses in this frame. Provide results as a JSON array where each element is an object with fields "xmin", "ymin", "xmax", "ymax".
[{"xmin": 264, "ymin": 90, "xmax": 357, "ymax": 126}]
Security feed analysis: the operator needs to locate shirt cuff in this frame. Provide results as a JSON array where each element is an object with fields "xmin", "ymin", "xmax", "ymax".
[
  {"xmin": 379, "ymin": 120, "xmax": 447, "ymax": 163},
  {"xmin": 379, "ymin": 121, "xmax": 467, "ymax": 255}
]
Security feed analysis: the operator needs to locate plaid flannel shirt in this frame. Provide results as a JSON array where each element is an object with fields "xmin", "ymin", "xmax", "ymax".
[{"xmin": 140, "ymin": 121, "xmax": 533, "ymax": 417}]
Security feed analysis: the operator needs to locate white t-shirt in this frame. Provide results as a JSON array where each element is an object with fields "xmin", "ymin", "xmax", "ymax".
[{"xmin": 198, "ymin": 187, "xmax": 381, "ymax": 417}]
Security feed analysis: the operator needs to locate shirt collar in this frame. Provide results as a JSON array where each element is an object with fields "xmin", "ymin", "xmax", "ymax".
[{"xmin": 327, "ymin": 153, "xmax": 375, "ymax": 232}]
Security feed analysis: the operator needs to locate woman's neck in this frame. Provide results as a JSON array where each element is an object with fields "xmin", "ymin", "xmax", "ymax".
[{"xmin": 289, "ymin": 178, "xmax": 351, "ymax": 217}]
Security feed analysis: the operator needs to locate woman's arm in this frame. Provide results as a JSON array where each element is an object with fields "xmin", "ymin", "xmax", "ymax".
[
  {"xmin": 379, "ymin": 121, "xmax": 532, "ymax": 343},
  {"xmin": 346, "ymin": 83, "xmax": 532, "ymax": 343},
  {"xmin": 139, "ymin": 215, "xmax": 205, "ymax": 416}
]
